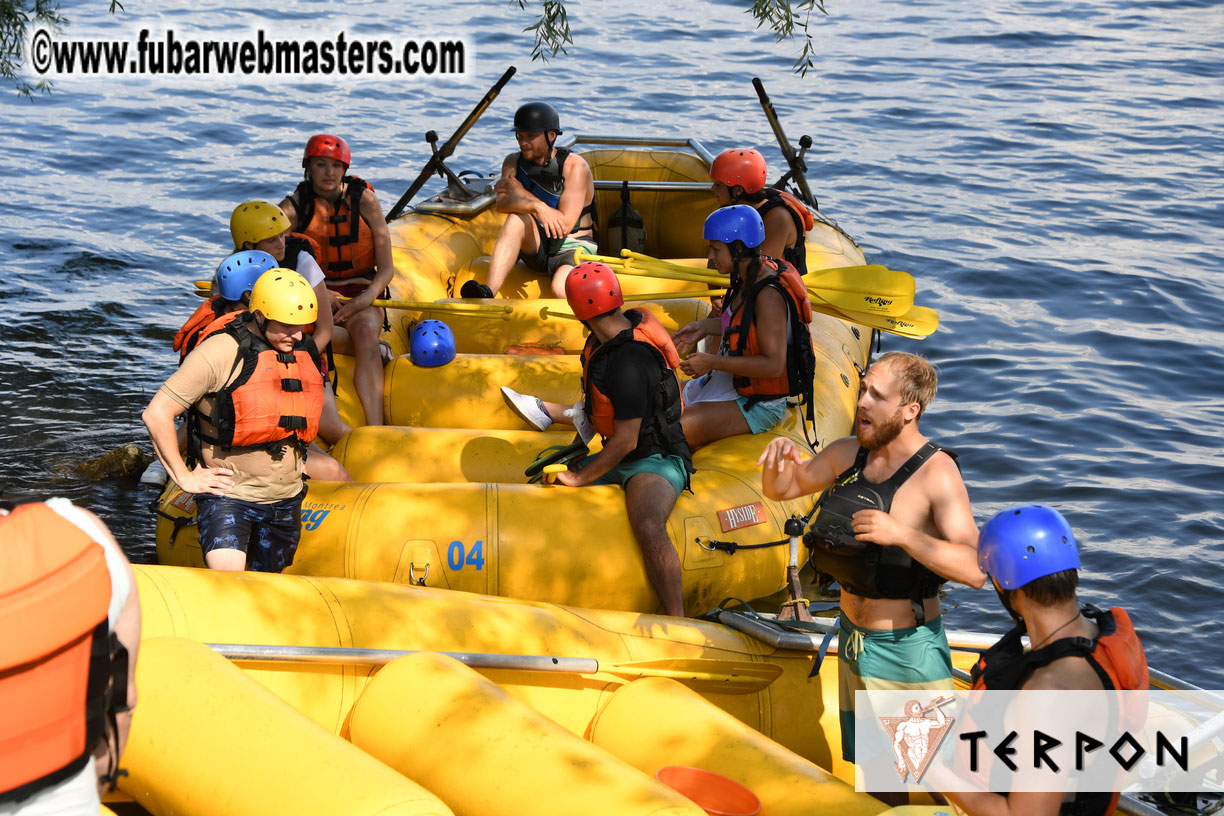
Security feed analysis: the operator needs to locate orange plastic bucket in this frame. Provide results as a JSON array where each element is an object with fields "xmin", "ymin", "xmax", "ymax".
[{"xmin": 655, "ymin": 765, "xmax": 761, "ymax": 816}]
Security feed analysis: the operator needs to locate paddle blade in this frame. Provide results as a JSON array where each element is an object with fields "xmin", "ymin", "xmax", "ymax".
[
  {"xmin": 807, "ymin": 282, "xmax": 913, "ymax": 317},
  {"xmin": 804, "ymin": 265, "xmax": 916, "ymax": 314},
  {"xmin": 811, "ymin": 301, "xmax": 940, "ymax": 338}
]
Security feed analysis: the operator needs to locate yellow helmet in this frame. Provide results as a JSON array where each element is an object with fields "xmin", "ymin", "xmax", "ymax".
[
  {"xmin": 230, "ymin": 200, "xmax": 290, "ymax": 249},
  {"xmin": 248, "ymin": 269, "xmax": 318, "ymax": 325}
]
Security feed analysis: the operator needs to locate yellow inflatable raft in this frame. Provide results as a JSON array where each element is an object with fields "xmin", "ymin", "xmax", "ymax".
[
  {"xmin": 127, "ymin": 564, "xmax": 992, "ymax": 812},
  {"xmin": 155, "ymin": 137, "xmax": 874, "ymax": 615}
]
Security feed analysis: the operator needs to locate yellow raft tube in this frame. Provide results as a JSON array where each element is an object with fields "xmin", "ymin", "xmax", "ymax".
[
  {"xmin": 155, "ymin": 137, "xmax": 873, "ymax": 616},
  {"xmin": 122, "ymin": 565, "xmax": 988, "ymax": 815}
]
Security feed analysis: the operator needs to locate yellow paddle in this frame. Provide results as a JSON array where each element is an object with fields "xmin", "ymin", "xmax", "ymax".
[
  {"xmin": 575, "ymin": 248, "xmax": 916, "ymax": 317},
  {"xmin": 828, "ymin": 303, "xmax": 940, "ymax": 339},
  {"xmin": 625, "ymin": 256, "xmax": 916, "ymax": 317},
  {"xmin": 370, "ymin": 298, "xmax": 511, "ymax": 314},
  {"xmin": 539, "ymin": 307, "xmax": 581, "ymax": 322},
  {"xmin": 622, "ymin": 289, "xmax": 727, "ymax": 301},
  {"xmin": 208, "ymin": 643, "xmax": 782, "ymax": 694}
]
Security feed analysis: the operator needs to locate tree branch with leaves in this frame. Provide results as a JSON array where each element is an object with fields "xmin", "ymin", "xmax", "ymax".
[{"xmin": 513, "ymin": 0, "xmax": 827, "ymax": 76}]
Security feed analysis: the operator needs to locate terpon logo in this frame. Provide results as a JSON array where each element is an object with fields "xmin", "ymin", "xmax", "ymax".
[
  {"xmin": 864, "ymin": 296, "xmax": 895, "ymax": 308},
  {"xmin": 717, "ymin": 502, "xmax": 766, "ymax": 533},
  {"xmin": 879, "ymin": 695, "xmax": 956, "ymax": 783}
]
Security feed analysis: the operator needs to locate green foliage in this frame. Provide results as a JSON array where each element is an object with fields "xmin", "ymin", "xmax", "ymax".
[
  {"xmin": 2, "ymin": 0, "xmax": 121, "ymax": 96},
  {"xmin": 512, "ymin": 0, "xmax": 574, "ymax": 62},
  {"xmin": 512, "ymin": 0, "xmax": 828, "ymax": 75},
  {"xmin": 747, "ymin": 0, "xmax": 827, "ymax": 76}
]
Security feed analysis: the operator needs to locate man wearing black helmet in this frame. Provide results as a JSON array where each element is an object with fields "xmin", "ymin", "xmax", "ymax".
[{"xmin": 463, "ymin": 102, "xmax": 597, "ymax": 299}]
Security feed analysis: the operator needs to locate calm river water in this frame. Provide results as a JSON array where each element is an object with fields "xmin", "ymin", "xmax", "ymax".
[{"xmin": 1, "ymin": 0, "xmax": 1220, "ymax": 685}]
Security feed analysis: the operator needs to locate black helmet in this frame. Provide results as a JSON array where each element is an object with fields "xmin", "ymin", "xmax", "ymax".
[{"xmin": 513, "ymin": 102, "xmax": 562, "ymax": 135}]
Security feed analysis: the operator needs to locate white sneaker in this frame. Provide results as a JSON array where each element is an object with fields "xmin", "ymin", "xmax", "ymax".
[
  {"xmin": 564, "ymin": 402, "xmax": 595, "ymax": 444},
  {"xmin": 140, "ymin": 459, "xmax": 168, "ymax": 486},
  {"xmin": 501, "ymin": 386, "xmax": 553, "ymax": 431}
]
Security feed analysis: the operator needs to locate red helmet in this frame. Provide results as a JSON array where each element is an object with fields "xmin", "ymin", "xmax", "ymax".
[
  {"xmin": 710, "ymin": 148, "xmax": 767, "ymax": 194},
  {"xmin": 565, "ymin": 262, "xmax": 623, "ymax": 320},
  {"xmin": 303, "ymin": 134, "xmax": 351, "ymax": 168}
]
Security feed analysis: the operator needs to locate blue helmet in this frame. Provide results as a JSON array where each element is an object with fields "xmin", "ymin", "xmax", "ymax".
[
  {"xmin": 410, "ymin": 320, "xmax": 456, "ymax": 367},
  {"xmin": 978, "ymin": 504, "xmax": 1081, "ymax": 590},
  {"xmin": 216, "ymin": 250, "xmax": 278, "ymax": 302},
  {"xmin": 703, "ymin": 205, "xmax": 765, "ymax": 248}
]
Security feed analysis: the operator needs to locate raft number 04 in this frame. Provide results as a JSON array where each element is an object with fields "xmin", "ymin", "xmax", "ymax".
[{"xmin": 447, "ymin": 540, "xmax": 485, "ymax": 571}]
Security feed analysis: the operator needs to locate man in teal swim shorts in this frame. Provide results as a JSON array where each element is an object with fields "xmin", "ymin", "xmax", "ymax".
[
  {"xmin": 758, "ymin": 351, "xmax": 984, "ymax": 791},
  {"xmin": 543, "ymin": 262, "xmax": 694, "ymax": 617}
]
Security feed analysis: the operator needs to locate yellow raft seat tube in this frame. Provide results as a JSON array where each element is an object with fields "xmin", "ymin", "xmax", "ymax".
[
  {"xmin": 348, "ymin": 652, "xmax": 707, "ymax": 816},
  {"xmin": 120, "ymin": 637, "xmax": 453, "ymax": 816},
  {"xmin": 330, "ymin": 426, "xmax": 586, "ymax": 484},
  {"xmin": 586, "ymin": 676, "xmax": 888, "ymax": 816},
  {"xmin": 383, "ymin": 353, "xmax": 581, "ymax": 429}
]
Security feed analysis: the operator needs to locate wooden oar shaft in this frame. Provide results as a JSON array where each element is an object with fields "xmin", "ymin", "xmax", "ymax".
[{"xmin": 386, "ymin": 65, "xmax": 517, "ymax": 220}]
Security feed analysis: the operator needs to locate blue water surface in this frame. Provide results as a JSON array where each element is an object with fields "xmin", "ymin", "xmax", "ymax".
[{"xmin": 1, "ymin": 0, "xmax": 1220, "ymax": 685}]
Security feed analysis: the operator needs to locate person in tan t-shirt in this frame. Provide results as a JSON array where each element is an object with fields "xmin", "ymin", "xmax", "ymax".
[{"xmin": 143, "ymin": 270, "xmax": 324, "ymax": 573}]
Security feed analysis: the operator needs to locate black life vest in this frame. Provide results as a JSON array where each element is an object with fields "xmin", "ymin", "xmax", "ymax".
[
  {"xmin": 804, "ymin": 442, "xmax": 952, "ymax": 618},
  {"xmin": 581, "ymin": 310, "xmax": 693, "ymax": 475},
  {"xmin": 758, "ymin": 188, "xmax": 810, "ymax": 276},
  {"xmin": 515, "ymin": 147, "xmax": 597, "ymax": 252},
  {"xmin": 971, "ymin": 605, "xmax": 1149, "ymax": 692},
  {"xmin": 279, "ymin": 233, "xmax": 317, "ymax": 273}
]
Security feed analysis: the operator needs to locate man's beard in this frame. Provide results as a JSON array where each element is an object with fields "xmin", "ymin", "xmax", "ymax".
[{"xmin": 856, "ymin": 407, "xmax": 905, "ymax": 450}]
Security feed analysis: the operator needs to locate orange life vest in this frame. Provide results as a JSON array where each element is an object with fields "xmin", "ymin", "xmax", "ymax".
[
  {"xmin": 290, "ymin": 177, "xmax": 376, "ymax": 280},
  {"xmin": 970, "ymin": 606, "xmax": 1149, "ymax": 816},
  {"xmin": 189, "ymin": 309, "xmax": 244, "ymax": 356},
  {"xmin": 970, "ymin": 606, "xmax": 1148, "ymax": 692},
  {"xmin": 724, "ymin": 257, "xmax": 814, "ymax": 400},
  {"xmin": 0, "ymin": 503, "xmax": 125, "ymax": 802},
  {"xmin": 174, "ymin": 296, "xmax": 225, "ymax": 360},
  {"xmin": 189, "ymin": 313, "xmax": 324, "ymax": 456},
  {"xmin": 580, "ymin": 309, "xmax": 685, "ymax": 441}
]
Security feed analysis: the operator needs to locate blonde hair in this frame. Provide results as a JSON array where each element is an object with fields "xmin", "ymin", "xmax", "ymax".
[{"xmin": 873, "ymin": 352, "xmax": 938, "ymax": 417}]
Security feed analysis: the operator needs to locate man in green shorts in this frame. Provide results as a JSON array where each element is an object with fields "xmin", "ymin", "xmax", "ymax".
[
  {"xmin": 544, "ymin": 262, "xmax": 694, "ymax": 616},
  {"xmin": 463, "ymin": 102, "xmax": 597, "ymax": 299},
  {"xmin": 757, "ymin": 352, "xmax": 984, "ymax": 781}
]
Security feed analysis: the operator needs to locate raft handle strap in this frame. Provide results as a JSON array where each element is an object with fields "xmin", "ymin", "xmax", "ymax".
[
  {"xmin": 150, "ymin": 499, "xmax": 197, "ymax": 549},
  {"xmin": 696, "ymin": 536, "xmax": 789, "ymax": 554}
]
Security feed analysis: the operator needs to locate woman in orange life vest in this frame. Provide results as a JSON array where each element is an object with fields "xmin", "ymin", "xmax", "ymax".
[
  {"xmin": 230, "ymin": 200, "xmax": 352, "ymax": 448},
  {"xmin": 0, "ymin": 499, "xmax": 140, "ymax": 813},
  {"xmin": 670, "ymin": 205, "xmax": 812, "ymax": 449},
  {"xmin": 142, "ymin": 270, "xmax": 325, "ymax": 573},
  {"xmin": 279, "ymin": 135, "xmax": 394, "ymax": 427},
  {"xmin": 939, "ymin": 504, "xmax": 1149, "ymax": 816},
  {"xmin": 709, "ymin": 148, "xmax": 814, "ymax": 276},
  {"xmin": 500, "ymin": 205, "xmax": 812, "ymax": 452}
]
